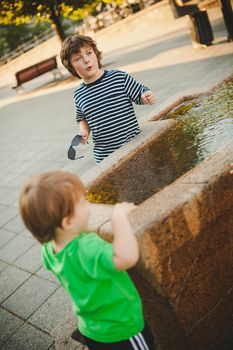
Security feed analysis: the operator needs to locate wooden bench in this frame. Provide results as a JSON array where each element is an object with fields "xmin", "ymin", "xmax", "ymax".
[{"xmin": 12, "ymin": 56, "xmax": 62, "ymax": 92}]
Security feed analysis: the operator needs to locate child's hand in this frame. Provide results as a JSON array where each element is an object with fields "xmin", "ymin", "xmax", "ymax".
[
  {"xmin": 230, "ymin": 163, "xmax": 233, "ymax": 175},
  {"xmin": 80, "ymin": 131, "xmax": 89, "ymax": 144},
  {"xmin": 79, "ymin": 119, "xmax": 90, "ymax": 144},
  {"xmin": 141, "ymin": 90, "xmax": 156, "ymax": 105},
  {"xmin": 112, "ymin": 202, "xmax": 137, "ymax": 219}
]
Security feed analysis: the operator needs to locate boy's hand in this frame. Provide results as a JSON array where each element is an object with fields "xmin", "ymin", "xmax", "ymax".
[
  {"xmin": 112, "ymin": 202, "xmax": 137, "ymax": 219},
  {"xmin": 80, "ymin": 131, "xmax": 89, "ymax": 144},
  {"xmin": 79, "ymin": 119, "xmax": 90, "ymax": 144},
  {"xmin": 230, "ymin": 163, "xmax": 233, "ymax": 175},
  {"xmin": 141, "ymin": 90, "xmax": 155, "ymax": 105}
]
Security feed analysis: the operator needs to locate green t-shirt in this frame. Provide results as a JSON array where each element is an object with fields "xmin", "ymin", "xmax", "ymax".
[{"xmin": 42, "ymin": 233, "xmax": 144, "ymax": 342}]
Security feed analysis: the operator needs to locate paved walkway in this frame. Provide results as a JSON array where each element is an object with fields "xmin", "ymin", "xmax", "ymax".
[{"xmin": 0, "ymin": 5, "xmax": 233, "ymax": 349}]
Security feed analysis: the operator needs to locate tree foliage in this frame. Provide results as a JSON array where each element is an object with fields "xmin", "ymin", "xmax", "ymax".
[
  {"xmin": 0, "ymin": 0, "xmax": 97, "ymax": 41},
  {"xmin": 0, "ymin": 22, "xmax": 51, "ymax": 57}
]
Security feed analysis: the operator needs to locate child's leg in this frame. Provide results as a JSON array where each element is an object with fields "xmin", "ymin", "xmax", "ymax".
[{"xmin": 82, "ymin": 322, "xmax": 155, "ymax": 350}]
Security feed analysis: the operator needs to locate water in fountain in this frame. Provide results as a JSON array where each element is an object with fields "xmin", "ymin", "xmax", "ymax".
[{"xmin": 87, "ymin": 79, "xmax": 233, "ymax": 204}]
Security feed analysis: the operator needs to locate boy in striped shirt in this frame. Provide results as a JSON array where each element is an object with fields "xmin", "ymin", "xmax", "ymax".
[{"xmin": 60, "ymin": 34, "xmax": 155, "ymax": 163}]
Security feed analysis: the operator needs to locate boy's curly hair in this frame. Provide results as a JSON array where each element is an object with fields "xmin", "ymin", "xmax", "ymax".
[{"xmin": 60, "ymin": 34, "xmax": 102, "ymax": 79}]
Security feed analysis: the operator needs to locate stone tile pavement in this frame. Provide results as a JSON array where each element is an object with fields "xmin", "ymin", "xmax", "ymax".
[{"xmin": 0, "ymin": 5, "xmax": 233, "ymax": 349}]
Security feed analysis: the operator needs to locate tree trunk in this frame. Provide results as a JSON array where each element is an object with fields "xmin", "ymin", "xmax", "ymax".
[{"xmin": 49, "ymin": 4, "xmax": 65, "ymax": 42}]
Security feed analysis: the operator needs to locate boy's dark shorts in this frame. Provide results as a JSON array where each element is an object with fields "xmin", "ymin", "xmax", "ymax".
[{"xmin": 71, "ymin": 321, "xmax": 156, "ymax": 349}]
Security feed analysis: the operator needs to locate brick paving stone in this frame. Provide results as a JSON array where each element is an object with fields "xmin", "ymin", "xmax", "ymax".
[
  {"xmin": 2, "ymin": 275, "xmax": 59, "ymax": 319},
  {"xmin": 22, "ymin": 161, "xmax": 56, "ymax": 175},
  {"xmin": 0, "ymin": 160, "xmax": 26, "ymax": 173},
  {"xmin": 0, "ymin": 173, "xmax": 19, "ymax": 187},
  {"xmin": 0, "ymin": 234, "xmax": 35, "ymax": 263},
  {"xmin": 0, "ymin": 188, "xmax": 20, "ymax": 207},
  {"xmin": 0, "ymin": 203, "xmax": 8, "ymax": 213},
  {"xmin": 0, "ymin": 206, "xmax": 18, "ymax": 227},
  {"xmin": 19, "ymin": 228, "xmax": 33, "ymax": 237},
  {"xmin": 51, "ymin": 313, "xmax": 87, "ymax": 350},
  {"xmin": 0, "ymin": 229, "xmax": 16, "ymax": 248},
  {"xmin": 10, "ymin": 150, "xmax": 36, "ymax": 163},
  {"xmin": 2, "ymin": 322, "xmax": 54, "ymax": 350},
  {"xmin": 3, "ymin": 214, "xmax": 25, "ymax": 234},
  {"xmin": 35, "ymin": 267, "xmax": 60, "ymax": 285},
  {"xmin": 11, "ymin": 200, "xmax": 19, "ymax": 208},
  {"xmin": 13, "ymin": 243, "xmax": 42, "ymax": 273},
  {"xmin": 0, "ymin": 265, "xmax": 30, "ymax": 303},
  {"xmin": 0, "ymin": 259, "xmax": 8, "ymax": 272},
  {"xmin": 0, "ymin": 307, "xmax": 24, "ymax": 347},
  {"xmin": 6, "ymin": 173, "xmax": 31, "ymax": 189},
  {"xmin": 23, "ymin": 161, "xmax": 67, "ymax": 175},
  {"xmin": 14, "ymin": 162, "xmax": 35, "ymax": 175},
  {"xmin": 29, "ymin": 287, "xmax": 73, "ymax": 333},
  {"xmin": 49, "ymin": 346, "xmax": 56, "ymax": 350},
  {"xmin": 9, "ymin": 161, "xmax": 35, "ymax": 174}
]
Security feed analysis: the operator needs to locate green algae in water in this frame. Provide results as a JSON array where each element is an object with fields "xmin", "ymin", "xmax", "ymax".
[
  {"xmin": 88, "ymin": 80, "xmax": 233, "ymax": 205},
  {"xmin": 166, "ymin": 102, "xmax": 196, "ymax": 118}
]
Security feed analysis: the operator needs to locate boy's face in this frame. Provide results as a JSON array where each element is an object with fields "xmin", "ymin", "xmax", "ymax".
[
  {"xmin": 71, "ymin": 45, "xmax": 101, "ymax": 84},
  {"xmin": 69, "ymin": 196, "xmax": 90, "ymax": 231}
]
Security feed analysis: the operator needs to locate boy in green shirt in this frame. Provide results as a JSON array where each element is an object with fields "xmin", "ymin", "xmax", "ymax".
[{"xmin": 19, "ymin": 170, "xmax": 155, "ymax": 349}]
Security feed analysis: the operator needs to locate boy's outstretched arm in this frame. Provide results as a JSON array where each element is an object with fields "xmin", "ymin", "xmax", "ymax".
[
  {"xmin": 141, "ymin": 90, "xmax": 156, "ymax": 105},
  {"xmin": 79, "ymin": 119, "xmax": 90, "ymax": 144},
  {"xmin": 112, "ymin": 202, "xmax": 139, "ymax": 271}
]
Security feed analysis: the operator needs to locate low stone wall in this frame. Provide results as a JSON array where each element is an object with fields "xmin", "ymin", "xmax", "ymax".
[
  {"xmin": 85, "ymin": 121, "xmax": 233, "ymax": 349},
  {"xmin": 133, "ymin": 142, "xmax": 233, "ymax": 349}
]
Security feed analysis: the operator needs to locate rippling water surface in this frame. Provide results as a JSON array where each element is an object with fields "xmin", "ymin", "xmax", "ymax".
[{"xmin": 164, "ymin": 80, "xmax": 233, "ymax": 165}]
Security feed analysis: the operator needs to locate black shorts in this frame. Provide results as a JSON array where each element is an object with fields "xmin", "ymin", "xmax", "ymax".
[{"xmin": 71, "ymin": 322, "xmax": 155, "ymax": 350}]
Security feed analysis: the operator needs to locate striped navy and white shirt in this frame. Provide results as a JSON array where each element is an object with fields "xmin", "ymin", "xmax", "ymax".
[{"xmin": 74, "ymin": 69, "xmax": 149, "ymax": 163}]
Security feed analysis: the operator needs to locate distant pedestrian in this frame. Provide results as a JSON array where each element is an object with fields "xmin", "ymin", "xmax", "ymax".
[
  {"xmin": 60, "ymin": 34, "xmax": 155, "ymax": 163},
  {"xmin": 19, "ymin": 170, "xmax": 155, "ymax": 350}
]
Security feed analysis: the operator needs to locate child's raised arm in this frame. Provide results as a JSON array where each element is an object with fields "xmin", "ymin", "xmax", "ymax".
[{"xmin": 111, "ymin": 202, "xmax": 139, "ymax": 271}]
